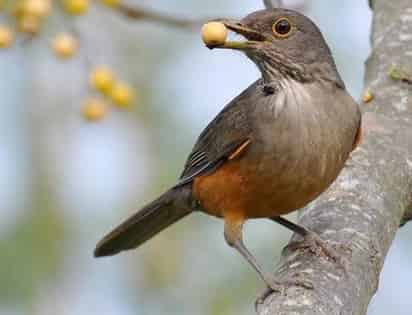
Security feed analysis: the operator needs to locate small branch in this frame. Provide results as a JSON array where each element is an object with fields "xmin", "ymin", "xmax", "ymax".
[
  {"xmin": 107, "ymin": 1, "xmax": 306, "ymax": 30},
  {"xmin": 112, "ymin": 3, "xmax": 209, "ymax": 30}
]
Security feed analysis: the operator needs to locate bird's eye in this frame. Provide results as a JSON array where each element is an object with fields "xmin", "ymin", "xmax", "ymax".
[{"xmin": 272, "ymin": 17, "xmax": 293, "ymax": 38}]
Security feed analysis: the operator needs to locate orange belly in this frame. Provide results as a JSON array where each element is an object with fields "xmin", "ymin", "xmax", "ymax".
[
  {"xmin": 192, "ymin": 157, "xmax": 324, "ymax": 220},
  {"xmin": 193, "ymin": 160, "xmax": 248, "ymax": 220}
]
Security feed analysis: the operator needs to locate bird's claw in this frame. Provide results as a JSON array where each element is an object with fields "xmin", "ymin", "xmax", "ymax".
[
  {"xmin": 255, "ymin": 277, "xmax": 314, "ymax": 312},
  {"xmin": 283, "ymin": 231, "xmax": 350, "ymax": 275}
]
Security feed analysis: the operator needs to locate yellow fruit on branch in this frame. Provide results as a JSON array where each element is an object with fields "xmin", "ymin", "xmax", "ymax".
[
  {"xmin": 0, "ymin": 26, "xmax": 13, "ymax": 48},
  {"xmin": 52, "ymin": 33, "xmax": 78, "ymax": 58},
  {"xmin": 63, "ymin": 0, "xmax": 89, "ymax": 15},
  {"xmin": 24, "ymin": 0, "xmax": 52, "ymax": 17},
  {"xmin": 201, "ymin": 22, "xmax": 228, "ymax": 46},
  {"xmin": 89, "ymin": 66, "xmax": 115, "ymax": 94},
  {"xmin": 82, "ymin": 98, "xmax": 107, "ymax": 121},
  {"xmin": 110, "ymin": 82, "xmax": 135, "ymax": 109}
]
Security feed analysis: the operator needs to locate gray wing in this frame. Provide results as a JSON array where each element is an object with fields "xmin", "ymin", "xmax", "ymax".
[{"xmin": 177, "ymin": 80, "xmax": 261, "ymax": 186}]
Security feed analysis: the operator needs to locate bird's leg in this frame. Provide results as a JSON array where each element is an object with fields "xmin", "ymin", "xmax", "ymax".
[
  {"xmin": 271, "ymin": 216, "xmax": 348, "ymax": 270},
  {"xmin": 224, "ymin": 217, "xmax": 280, "ymax": 291},
  {"xmin": 271, "ymin": 216, "xmax": 311, "ymax": 237},
  {"xmin": 224, "ymin": 216, "xmax": 313, "ymax": 309}
]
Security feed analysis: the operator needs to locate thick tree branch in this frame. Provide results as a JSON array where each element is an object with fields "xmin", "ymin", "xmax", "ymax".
[{"xmin": 256, "ymin": 0, "xmax": 412, "ymax": 314}]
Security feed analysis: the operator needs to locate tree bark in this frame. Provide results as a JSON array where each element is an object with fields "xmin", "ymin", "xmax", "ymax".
[{"xmin": 257, "ymin": 1, "xmax": 412, "ymax": 314}]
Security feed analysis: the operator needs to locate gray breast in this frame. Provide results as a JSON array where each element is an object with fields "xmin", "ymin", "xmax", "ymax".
[{"xmin": 250, "ymin": 79, "xmax": 359, "ymax": 189}]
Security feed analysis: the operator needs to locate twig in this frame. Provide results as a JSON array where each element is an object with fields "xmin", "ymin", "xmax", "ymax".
[
  {"xmin": 107, "ymin": 1, "xmax": 307, "ymax": 29},
  {"xmin": 113, "ymin": 3, "xmax": 209, "ymax": 30}
]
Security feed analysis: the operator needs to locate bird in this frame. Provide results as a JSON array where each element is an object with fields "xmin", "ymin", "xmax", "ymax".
[{"xmin": 94, "ymin": 8, "xmax": 361, "ymax": 298}]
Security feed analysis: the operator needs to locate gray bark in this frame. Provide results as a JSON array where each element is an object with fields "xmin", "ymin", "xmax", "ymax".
[{"xmin": 256, "ymin": 0, "xmax": 412, "ymax": 314}]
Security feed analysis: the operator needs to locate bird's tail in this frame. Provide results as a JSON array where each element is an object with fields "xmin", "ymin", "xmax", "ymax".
[{"xmin": 94, "ymin": 185, "xmax": 192, "ymax": 257}]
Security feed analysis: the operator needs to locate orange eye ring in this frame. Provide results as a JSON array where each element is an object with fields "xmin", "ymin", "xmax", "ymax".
[{"xmin": 272, "ymin": 17, "xmax": 294, "ymax": 38}]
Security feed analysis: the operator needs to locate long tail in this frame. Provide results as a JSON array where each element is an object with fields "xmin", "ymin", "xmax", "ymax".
[{"xmin": 94, "ymin": 185, "xmax": 192, "ymax": 257}]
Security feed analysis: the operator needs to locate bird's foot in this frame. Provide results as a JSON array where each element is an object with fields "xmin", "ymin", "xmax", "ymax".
[
  {"xmin": 255, "ymin": 276, "xmax": 314, "ymax": 311},
  {"xmin": 285, "ymin": 231, "xmax": 350, "ymax": 275}
]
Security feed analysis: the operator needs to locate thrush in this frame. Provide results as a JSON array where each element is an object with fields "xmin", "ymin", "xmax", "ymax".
[{"xmin": 94, "ymin": 8, "xmax": 361, "ymax": 298}]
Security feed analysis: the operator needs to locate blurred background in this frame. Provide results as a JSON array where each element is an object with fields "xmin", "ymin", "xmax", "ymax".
[{"xmin": 0, "ymin": 0, "xmax": 411, "ymax": 314}]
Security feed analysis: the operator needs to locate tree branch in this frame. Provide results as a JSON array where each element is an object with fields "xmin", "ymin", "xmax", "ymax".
[
  {"xmin": 256, "ymin": 0, "xmax": 412, "ymax": 314},
  {"xmin": 108, "ymin": 1, "xmax": 305, "ymax": 30},
  {"xmin": 111, "ymin": 3, "xmax": 209, "ymax": 29}
]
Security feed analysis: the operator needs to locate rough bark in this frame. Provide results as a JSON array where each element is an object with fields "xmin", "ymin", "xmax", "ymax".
[{"xmin": 257, "ymin": 1, "xmax": 412, "ymax": 314}]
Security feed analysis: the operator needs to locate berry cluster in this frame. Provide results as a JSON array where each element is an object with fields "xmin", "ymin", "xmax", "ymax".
[
  {"xmin": 0, "ymin": 0, "xmax": 136, "ymax": 122},
  {"xmin": 83, "ymin": 67, "xmax": 135, "ymax": 121}
]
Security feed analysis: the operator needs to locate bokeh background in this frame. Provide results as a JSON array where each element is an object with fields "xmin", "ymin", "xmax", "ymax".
[{"xmin": 0, "ymin": 1, "xmax": 411, "ymax": 314}]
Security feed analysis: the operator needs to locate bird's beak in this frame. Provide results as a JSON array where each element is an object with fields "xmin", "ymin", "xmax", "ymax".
[{"xmin": 209, "ymin": 19, "xmax": 267, "ymax": 50}]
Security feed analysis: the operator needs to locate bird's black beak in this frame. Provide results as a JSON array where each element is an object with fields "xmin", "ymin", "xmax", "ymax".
[{"xmin": 209, "ymin": 19, "xmax": 267, "ymax": 50}]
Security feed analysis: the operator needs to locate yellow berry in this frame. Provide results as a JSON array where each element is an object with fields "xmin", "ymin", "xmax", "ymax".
[
  {"xmin": 24, "ymin": 0, "xmax": 52, "ymax": 17},
  {"xmin": 0, "ymin": 25, "xmax": 13, "ymax": 48},
  {"xmin": 17, "ymin": 15, "xmax": 42, "ymax": 34},
  {"xmin": 52, "ymin": 33, "xmax": 78, "ymax": 58},
  {"xmin": 100, "ymin": 0, "xmax": 121, "ymax": 7},
  {"xmin": 82, "ymin": 98, "xmax": 107, "ymax": 121},
  {"xmin": 110, "ymin": 82, "xmax": 135, "ymax": 108},
  {"xmin": 63, "ymin": 0, "xmax": 89, "ymax": 15},
  {"xmin": 201, "ymin": 22, "xmax": 228, "ymax": 46},
  {"xmin": 89, "ymin": 66, "xmax": 115, "ymax": 94}
]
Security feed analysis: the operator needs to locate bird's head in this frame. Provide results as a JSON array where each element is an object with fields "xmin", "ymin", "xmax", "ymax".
[{"xmin": 212, "ymin": 9, "xmax": 342, "ymax": 86}]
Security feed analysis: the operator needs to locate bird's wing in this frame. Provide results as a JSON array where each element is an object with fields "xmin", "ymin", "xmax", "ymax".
[{"xmin": 177, "ymin": 80, "xmax": 260, "ymax": 186}]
